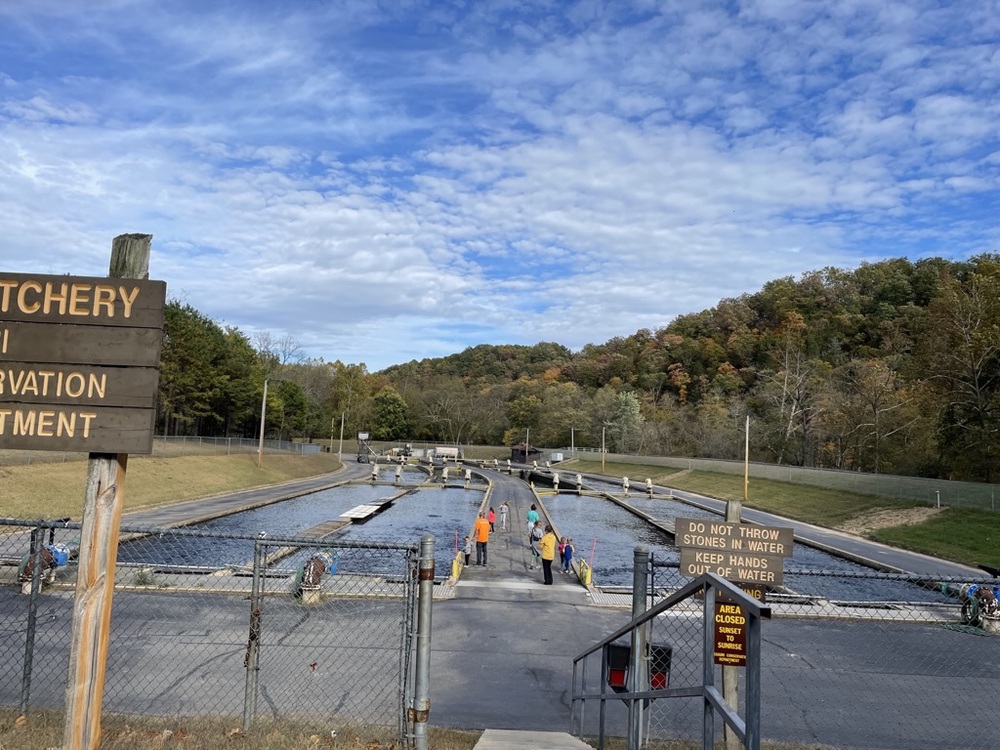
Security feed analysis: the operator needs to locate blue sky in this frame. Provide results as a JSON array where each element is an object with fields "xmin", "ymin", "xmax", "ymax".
[{"xmin": 2, "ymin": 1, "xmax": 998, "ymax": 371}]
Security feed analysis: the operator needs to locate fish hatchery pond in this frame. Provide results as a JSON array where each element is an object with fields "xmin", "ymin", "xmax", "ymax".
[{"xmin": 119, "ymin": 467, "xmax": 953, "ymax": 604}]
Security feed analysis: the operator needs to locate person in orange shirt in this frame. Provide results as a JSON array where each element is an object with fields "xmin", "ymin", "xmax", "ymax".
[{"xmin": 474, "ymin": 512, "xmax": 491, "ymax": 566}]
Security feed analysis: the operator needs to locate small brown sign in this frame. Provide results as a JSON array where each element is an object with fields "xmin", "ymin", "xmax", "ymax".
[
  {"xmin": 0, "ymin": 404, "xmax": 156, "ymax": 453},
  {"xmin": 0, "ymin": 271, "xmax": 166, "ymax": 454},
  {"xmin": 0, "ymin": 363, "xmax": 160, "ymax": 408},
  {"xmin": 0, "ymin": 273, "xmax": 165, "ymax": 327},
  {"xmin": 675, "ymin": 518, "xmax": 794, "ymax": 556},
  {"xmin": 679, "ymin": 547, "xmax": 785, "ymax": 585},
  {"xmin": 714, "ymin": 595, "xmax": 747, "ymax": 666},
  {"xmin": 0, "ymin": 324, "xmax": 162, "ymax": 367}
]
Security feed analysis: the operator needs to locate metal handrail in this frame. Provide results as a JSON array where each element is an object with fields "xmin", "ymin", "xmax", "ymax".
[{"xmin": 571, "ymin": 570, "xmax": 770, "ymax": 750}]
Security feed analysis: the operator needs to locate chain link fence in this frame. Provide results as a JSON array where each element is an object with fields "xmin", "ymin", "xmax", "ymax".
[
  {"xmin": 577, "ymin": 552, "xmax": 1000, "ymax": 749},
  {"xmin": 584, "ymin": 450, "xmax": 1000, "ymax": 510},
  {"xmin": 0, "ymin": 436, "xmax": 321, "ymax": 467},
  {"xmin": 0, "ymin": 519, "xmax": 421, "ymax": 741}
]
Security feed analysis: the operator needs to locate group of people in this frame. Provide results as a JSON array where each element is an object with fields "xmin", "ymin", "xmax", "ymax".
[
  {"xmin": 526, "ymin": 504, "xmax": 574, "ymax": 585},
  {"xmin": 462, "ymin": 500, "xmax": 574, "ymax": 585},
  {"xmin": 463, "ymin": 501, "xmax": 511, "ymax": 567}
]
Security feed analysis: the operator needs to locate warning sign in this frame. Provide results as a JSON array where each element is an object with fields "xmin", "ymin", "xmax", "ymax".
[
  {"xmin": 713, "ymin": 594, "xmax": 747, "ymax": 666},
  {"xmin": 675, "ymin": 518, "xmax": 793, "ymax": 586}
]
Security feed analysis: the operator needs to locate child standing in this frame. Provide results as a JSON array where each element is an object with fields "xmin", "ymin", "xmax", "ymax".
[
  {"xmin": 562, "ymin": 538, "xmax": 574, "ymax": 573},
  {"xmin": 463, "ymin": 535, "xmax": 472, "ymax": 567},
  {"xmin": 558, "ymin": 536, "xmax": 567, "ymax": 569}
]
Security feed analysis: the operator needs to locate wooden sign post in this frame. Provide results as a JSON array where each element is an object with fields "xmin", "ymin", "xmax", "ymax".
[
  {"xmin": 59, "ymin": 234, "xmax": 164, "ymax": 750},
  {"xmin": 675, "ymin": 512, "xmax": 793, "ymax": 750}
]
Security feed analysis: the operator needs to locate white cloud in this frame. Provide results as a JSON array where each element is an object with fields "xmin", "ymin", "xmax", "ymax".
[{"xmin": 0, "ymin": 1, "xmax": 997, "ymax": 369}]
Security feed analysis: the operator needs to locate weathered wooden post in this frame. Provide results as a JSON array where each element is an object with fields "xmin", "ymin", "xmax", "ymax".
[
  {"xmin": 62, "ymin": 234, "xmax": 164, "ymax": 750},
  {"xmin": 723, "ymin": 416, "xmax": 750, "ymax": 750}
]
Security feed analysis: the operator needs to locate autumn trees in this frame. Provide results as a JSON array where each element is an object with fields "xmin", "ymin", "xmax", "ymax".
[{"xmin": 154, "ymin": 255, "xmax": 1000, "ymax": 482}]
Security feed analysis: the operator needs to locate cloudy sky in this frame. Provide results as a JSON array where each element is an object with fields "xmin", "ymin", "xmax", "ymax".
[{"xmin": 2, "ymin": 1, "xmax": 998, "ymax": 371}]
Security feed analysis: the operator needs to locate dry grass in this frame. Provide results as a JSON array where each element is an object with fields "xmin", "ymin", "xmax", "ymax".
[
  {"xmin": 1, "ymin": 709, "xmax": 837, "ymax": 750},
  {"xmin": 0, "ymin": 710, "xmax": 481, "ymax": 750},
  {"xmin": 0, "ymin": 452, "xmax": 341, "ymax": 521}
]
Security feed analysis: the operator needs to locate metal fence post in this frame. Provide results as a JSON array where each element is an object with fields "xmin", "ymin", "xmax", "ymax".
[
  {"xmin": 242, "ymin": 540, "xmax": 265, "ymax": 731},
  {"xmin": 19, "ymin": 527, "xmax": 44, "ymax": 717},
  {"xmin": 703, "ymin": 583, "xmax": 716, "ymax": 750},
  {"xmin": 629, "ymin": 546, "xmax": 649, "ymax": 750},
  {"xmin": 412, "ymin": 535, "xmax": 434, "ymax": 750}
]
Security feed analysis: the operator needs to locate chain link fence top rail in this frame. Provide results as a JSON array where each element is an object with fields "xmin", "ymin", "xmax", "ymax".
[
  {"xmin": 0, "ymin": 519, "xmax": 419, "ymax": 740},
  {"xmin": 582, "ymin": 450, "xmax": 1000, "ymax": 510},
  {"xmin": 0, "ymin": 436, "xmax": 320, "ymax": 467}
]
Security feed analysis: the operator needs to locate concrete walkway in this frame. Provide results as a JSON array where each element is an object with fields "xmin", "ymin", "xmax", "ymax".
[
  {"xmin": 473, "ymin": 729, "xmax": 593, "ymax": 749},
  {"xmin": 454, "ymin": 469, "xmax": 589, "ymax": 593}
]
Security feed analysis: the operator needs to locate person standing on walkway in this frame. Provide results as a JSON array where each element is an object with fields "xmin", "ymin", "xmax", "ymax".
[
  {"xmin": 528, "ymin": 521, "xmax": 543, "ymax": 570},
  {"xmin": 526, "ymin": 504, "xmax": 539, "ymax": 541},
  {"xmin": 463, "ymin": 535, "xmax": 472, "ymax": 567},
  {"xmin": 474, "ymin": 512, "xmax": 491, "ymax": 566},
  {"xmin": 539, "ymin": 525, "xmax": 557, "ymax": 585},
  {"xmin": 488, "ymin": 507, "xmax": 496, "ymax": 533},
  {"xmin": 498, "ymin": 501, "xmax": 509, "ymax": 532}
]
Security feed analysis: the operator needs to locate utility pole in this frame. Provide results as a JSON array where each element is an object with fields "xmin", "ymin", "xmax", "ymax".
[
  {"xmin": 256, "ymin": 379, "xmax": 270, "ymax": 470},
  {"xmin": 338, "ymin": 412, "xmax": 345, "ymax": 462}
]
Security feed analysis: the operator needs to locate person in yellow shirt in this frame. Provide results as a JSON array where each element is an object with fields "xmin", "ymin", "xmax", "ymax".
[
  {"xmin": 474, "ymin": 512, "xmax": 491, "ymax": 566},
  {"xmin": 539, "ymin": 524, "xmax": 557, "ymax": 585}
]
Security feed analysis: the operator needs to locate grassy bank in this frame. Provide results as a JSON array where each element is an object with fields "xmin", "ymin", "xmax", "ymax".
[
  {"xmin": 1, "ymin": 453, "xmax": 341, "ymax": 521},
  {"xmin": 571, "ymin": 460, "xmax": 1000, "ymax": 569},
  {"xmin": 0, "ymin": 710, "xmax": 480, "ymax": 750}
]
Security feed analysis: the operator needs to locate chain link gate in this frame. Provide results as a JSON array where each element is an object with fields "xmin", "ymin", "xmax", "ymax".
[{"xmin": 1, "ymin": 519, "xmax": 421, "ymax": 743}]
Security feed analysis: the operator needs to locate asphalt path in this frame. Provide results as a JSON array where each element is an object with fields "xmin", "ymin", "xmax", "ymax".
[{"xmin": 118, "ymin": 458, "xmax": 373, "ymax": 529}]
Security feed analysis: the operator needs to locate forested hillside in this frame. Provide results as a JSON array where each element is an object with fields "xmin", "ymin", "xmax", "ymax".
[{"xmin": 156, "ymin": 255, "xmax": 1000, "ymax": 482}]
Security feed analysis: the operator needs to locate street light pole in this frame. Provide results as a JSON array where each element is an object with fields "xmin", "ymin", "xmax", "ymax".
[
  {"xmin": 525, "ymin": 427, "xmax": 530, "ymax": 464},
  {"xmin": 257, "ymin": 379, "xmax": 270, "ymax": 470},
  {"xmin": 601, "ymin": 426, "xmax": 606, "ymax": 472},
  {"xmin": 338, "ymin": 411, "xmax": 345, "ymax": 462},
  {"xmin": 571, "ymin": 426, "xmax": 575, "ymax": 457}
]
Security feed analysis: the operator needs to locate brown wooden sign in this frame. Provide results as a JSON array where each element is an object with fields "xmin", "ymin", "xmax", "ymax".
[
  {"xmin": 675, "ymin": 518, "xmax": 794, "ymax": 556},
  {"xmin": 0, "ymin": 363, "xmax": 160, "ymax": 408},
  {"xmin": 0, "ymin": 404, "xmax": 156, "ymax": 452},
  {"xmin": 0, "ymin": 323, "xmax": 162, "ymax": 366},
  {"xmin": 0, "ymin": 271, "xmax": 166, "ymax": 454},
  {"xmin": 680, "ymin": 547, "xmax": 785, "ymax": 585},
  {"xmin": 0, "ymin": 274, "xmax": 165, "ymax": 326}
]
